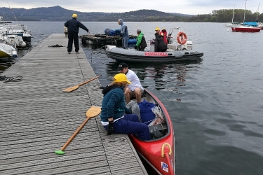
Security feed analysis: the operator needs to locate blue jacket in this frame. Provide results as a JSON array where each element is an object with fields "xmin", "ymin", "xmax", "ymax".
[
  {"xmin": 118, "ymin": 19, "xmax": 129, "ymax": 38},
  {"xmin": 100, "ymin": 86, "xmax": 130, "ymax": 122},
  {"xmin": 64, "ymin": 18, "xmax": 89, "ymax": 33}
]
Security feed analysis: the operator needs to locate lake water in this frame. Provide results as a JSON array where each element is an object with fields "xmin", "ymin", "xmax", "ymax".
[{"xmin": 1, "ymin": 21, "xmax": 263, "ymax": 175}]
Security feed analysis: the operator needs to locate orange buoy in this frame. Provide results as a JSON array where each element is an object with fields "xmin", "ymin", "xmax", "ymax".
[{"xmin": 177, "ymin": 32, "xmax": 187, "ymax": 45}]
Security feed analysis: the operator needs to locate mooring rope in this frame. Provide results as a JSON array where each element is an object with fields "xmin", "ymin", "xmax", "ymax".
[
  {"xmin": 0, "ymin": 75, "xmax": 23, "ymax": 83},
  {"xmin": 48, "ymin": 44, "xmax": 64, "ymax": 47}
]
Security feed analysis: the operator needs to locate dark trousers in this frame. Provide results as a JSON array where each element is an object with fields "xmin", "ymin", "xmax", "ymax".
[
  {"xmin": 104, "ymin": 114, "xmax": 151, "ymax": 140},
  {"xmin": 67, "ymin": 32, "xmax": 79, "ymax": 52}
]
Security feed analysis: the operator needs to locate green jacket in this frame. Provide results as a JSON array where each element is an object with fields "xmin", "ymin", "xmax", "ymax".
[{"xmin": 136, "ymin": 32, "xmax": 144, "ymax": 46}]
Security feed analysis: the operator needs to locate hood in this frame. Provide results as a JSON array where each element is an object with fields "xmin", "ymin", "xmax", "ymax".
[{"xmin": 118, "ymin": 19, "xmax": 123, "ymax": 25}]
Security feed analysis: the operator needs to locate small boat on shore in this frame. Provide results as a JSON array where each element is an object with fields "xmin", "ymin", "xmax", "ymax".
[
  {"xmin": 129, "ymin": 89, "xmax": 175, "ymax": 175},
  {"xmin": 106, "ymin": 44, "xmax": 203, "ymax": 63},
  {"xmin": 0, "ymin": 43, "xmax": 17, "ymax": 58}
]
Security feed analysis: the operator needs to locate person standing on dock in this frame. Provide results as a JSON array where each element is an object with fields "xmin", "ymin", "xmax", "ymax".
[
  {"xmin": 118, "ymin": 19, "xmax": 129, "ymax": 49},
  {"xmin": 64, "ymin": 13, "xmax": 90, "ymax": 54}
]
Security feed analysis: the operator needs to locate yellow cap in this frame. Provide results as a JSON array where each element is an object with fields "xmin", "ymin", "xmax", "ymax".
[
  {"xmin": 113, "ymin": 73, "xmax": 131, "ymax": 84},
  {"xmin": 155, "ymin": 27, "xmax": 160, "ymax": 31},
  {"xmin": 72, "ymin": 14, "xmax": 77, "ymax": 18}
]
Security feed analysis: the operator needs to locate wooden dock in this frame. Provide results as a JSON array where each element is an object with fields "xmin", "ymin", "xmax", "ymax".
[{"xmin": 0, "ymin": 34, "xmax": 148, "ymax": 175}]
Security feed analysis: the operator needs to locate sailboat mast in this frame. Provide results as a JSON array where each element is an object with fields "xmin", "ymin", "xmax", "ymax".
[
  {"xmin": 243, "ymin": 0, "xmax": 247, "ymax": 23},
  {"xmin": 232, "ymin": 0, "xmax": 236, "ymax": 23},
  {"xmin": 256, "ymin": 3, "xmax": 260, "ymax": 21}
]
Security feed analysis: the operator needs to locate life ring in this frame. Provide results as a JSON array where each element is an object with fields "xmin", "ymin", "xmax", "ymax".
[{"xmin": 177, "ymin": 32, "xmax": 187, "ymax": 45}]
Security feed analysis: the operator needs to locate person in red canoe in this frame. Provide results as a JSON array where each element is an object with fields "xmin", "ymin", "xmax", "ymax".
[
  {"xmin": 100, "ymin": 73, "xmax": 151, "ymax": 140},
  {"xmin": 118, "ymin": 62, "xmax": 144, "ymax": 103}
]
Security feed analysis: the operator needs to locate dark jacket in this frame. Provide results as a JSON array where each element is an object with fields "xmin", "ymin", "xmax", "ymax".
[
  {"xmin": 100, "ymin": 86, "xmax": 131, "ymax": 122},
  {"xmin": 154, "ymin": 33, "xmax": 167, "ymax": 52},
  {"xmin": 64, "ymin": 18, "xmax": 89, "ymax": 33}
]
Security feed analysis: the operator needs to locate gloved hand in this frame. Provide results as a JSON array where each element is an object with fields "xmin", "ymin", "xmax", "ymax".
[
  {"xmin": 107, "ymin": 120, "xmax": 114, "ymax": 135},
  {"xmin": 134, "ymin": 45, "xmax": 137, "ymax": 50}
]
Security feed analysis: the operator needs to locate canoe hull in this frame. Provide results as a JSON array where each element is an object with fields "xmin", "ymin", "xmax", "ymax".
[{"xmin": 129, "ymin": 89, "xmax": 175, "ymax": 175}]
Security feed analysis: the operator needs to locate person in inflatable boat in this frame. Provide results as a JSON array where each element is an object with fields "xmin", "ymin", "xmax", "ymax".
[
  {"xmin": 118, "ymin": 19, "xmax": 129, "ymax": 49},
  {"xmin": 134, "ymin": 29, "xmax": 147, "ymax": 51}
]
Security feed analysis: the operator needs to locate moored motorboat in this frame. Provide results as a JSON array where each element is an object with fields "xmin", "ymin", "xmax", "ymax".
[
  {"xmin": 0, "ymin": 23, "xmax": 32, "ymax": 46},
  {"xmin": 0, "ymin": 43, "xmax": 17, "ymax": 58},
  {"xmin": 106, "ymin": 44, "xmax": 203, "ymax": 63},
  {"xmin": 0, "ymin": 34, "xmax": 27, "ymax": 48},
  {"xmin": 129, "ymin": 89, "xmax": 175, "ymax": 175},
  {"xmin": 231, "ymin": 24, "xmax": 261, "ymax": 32}
]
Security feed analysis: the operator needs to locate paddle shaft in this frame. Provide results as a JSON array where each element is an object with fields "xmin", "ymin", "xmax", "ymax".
[
  {"xmin": 60, "ymin": 116, "xmax": 91, "ymax": 151},
  {"xmin": 78, "ymin": 75, "xmax": 101, "ymax": 86}
]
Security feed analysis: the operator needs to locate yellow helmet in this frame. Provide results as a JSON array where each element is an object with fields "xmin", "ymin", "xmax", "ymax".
[
  {"xmin": 155, "ymin": 27, "xmax": 160, "ymax": 31},
  {"xmin": 113, "ymin": 73, "xmax": 131, "ymax": 84},
  {"xmin": 72, "ymin": 14, "xmax": 77, "ymax": 18}
]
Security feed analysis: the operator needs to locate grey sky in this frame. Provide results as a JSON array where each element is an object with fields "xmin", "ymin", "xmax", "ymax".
[{"xmin": 2, "ymin": 0, "xmax": 262, "ymax": 15}]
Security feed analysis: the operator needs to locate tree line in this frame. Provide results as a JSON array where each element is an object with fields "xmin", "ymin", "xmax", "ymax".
[{"xmin": 187, "ymin": 9, "xmax": 263, "ymax": 22}]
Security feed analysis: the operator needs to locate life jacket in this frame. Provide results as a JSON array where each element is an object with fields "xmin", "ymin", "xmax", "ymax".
[
  {"xmin": 160, "ymin": 31, "xmax": 168, "ymax": 44},
  {"xmin": 162, "ymin": 31, "xmax": 168, "ymax": 44}
]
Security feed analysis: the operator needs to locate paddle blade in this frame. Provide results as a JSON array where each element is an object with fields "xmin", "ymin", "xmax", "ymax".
[
  {"xmin": 86, "ymin": 106, "xmax": 101, "ymax": 118},
  {"xmin": 62, "ymin": 75, "xmax": 101, "ymax": 93},
  {"xmin": 55, "ymin": 150, "xmax": 65, "ymax": 155},
  {"xmin": 62, "ymin": 85, "xmax": 79, "ymax": 92}
]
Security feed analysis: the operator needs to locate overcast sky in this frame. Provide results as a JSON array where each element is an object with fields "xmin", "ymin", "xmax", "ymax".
[{"xmin": 1, "ymin": 0, "xmax": 262, "ymax": 15}]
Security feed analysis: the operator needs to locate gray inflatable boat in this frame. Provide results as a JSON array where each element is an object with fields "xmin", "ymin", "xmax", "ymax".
[{"xmin": 105, "ymin": 42, "xmax": 204, "ymax": 63}]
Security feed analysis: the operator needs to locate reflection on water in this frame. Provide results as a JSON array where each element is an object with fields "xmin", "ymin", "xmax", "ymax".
[
  {"xmin": 0, "ymin": 58, "xmax": 16, "ymax": 73},
  {"xmin": 0, "ymin": 46, "xmax": 32, "ymax": 74}
]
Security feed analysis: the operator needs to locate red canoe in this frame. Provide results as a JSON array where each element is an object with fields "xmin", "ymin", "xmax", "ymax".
[{"xmin": 129, "ymin": 89, "xmax": 175, "ymax": 175}]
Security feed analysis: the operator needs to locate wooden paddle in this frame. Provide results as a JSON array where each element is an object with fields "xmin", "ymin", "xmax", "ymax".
[
  {"xmin": 55, "ymin": 106, "xmax": 101, "ymax": 155},
  {"xmin": 62, "ymin": 75, "xmax": 101, "ymax": 92}
]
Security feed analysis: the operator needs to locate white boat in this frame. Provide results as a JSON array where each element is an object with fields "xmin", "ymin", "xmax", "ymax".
[
  {"xmin": 0, "ymin": 23, "xmax": 32, "ymax": 46},
  {"xmin": 0, "ymin": 34, "xmax": 27, "ymax": 48},
  {"xmin": 0, "ymin": 43, "xmax": 17, "ymax": 58},
  {"xmin": 258, "ymin": 22, "xmax": 263, "ymax": 30}
]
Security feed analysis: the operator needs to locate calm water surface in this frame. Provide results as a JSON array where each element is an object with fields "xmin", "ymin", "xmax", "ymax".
[{"xmin": 1, "ymin": 21, "xmax": 263, "ymax": 175}]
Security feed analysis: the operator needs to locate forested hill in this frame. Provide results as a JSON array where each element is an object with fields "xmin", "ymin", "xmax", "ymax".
[
  {"xmin": 0, "ymin": 6, "xmax": 190, "ymax": 21},
  {"xmin": 0, "ymin": 6, "xmax": 262, "ymax": 22}
]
